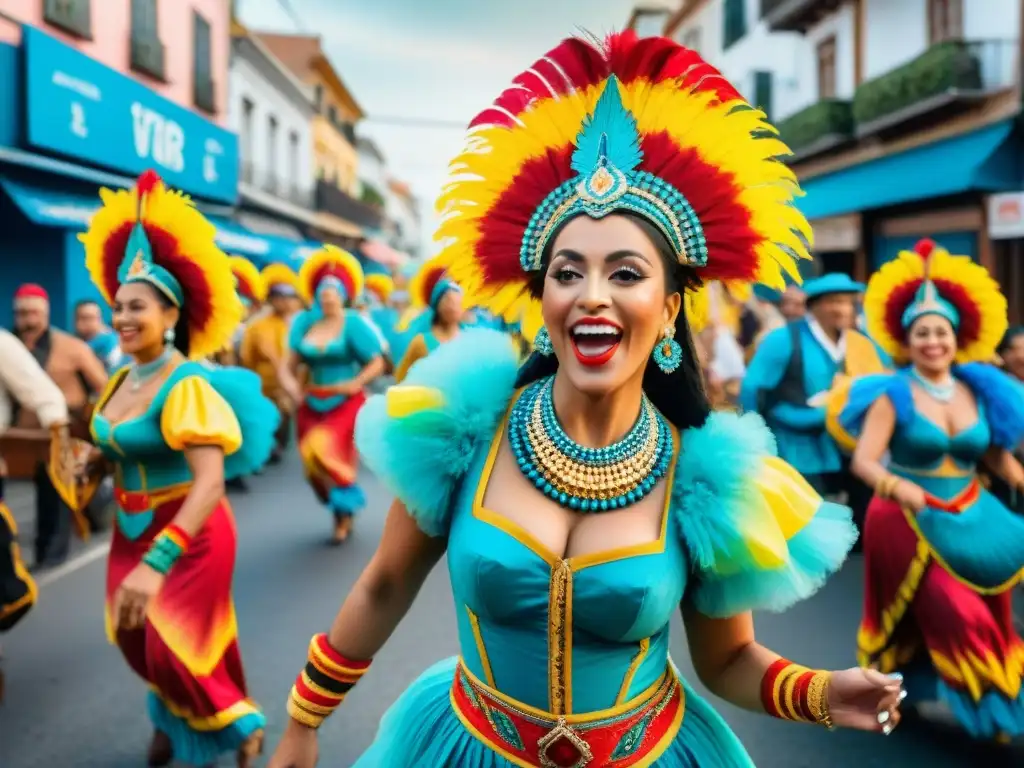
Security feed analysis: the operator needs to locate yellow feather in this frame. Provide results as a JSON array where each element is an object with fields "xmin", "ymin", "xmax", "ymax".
[
  {"xmin": 297, "ymin": 245, "xmax": 364, "ymax": 306},
  {"xmin": 229, "ymin": 257, "xmax": 267, "ymax": 303}
]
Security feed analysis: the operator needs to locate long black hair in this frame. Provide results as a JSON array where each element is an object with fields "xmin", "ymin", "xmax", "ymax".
[
  {"xmin": 151, "ymin": 287, "xmax": 191, "ymax": 357},
  {"xmin": 514, "ymin": 214, "xmax": 711, "ymax": 432}
]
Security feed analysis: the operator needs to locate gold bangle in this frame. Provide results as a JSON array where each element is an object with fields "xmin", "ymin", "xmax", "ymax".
[
  {"xmin": 876, "ymin": 475, "xmax": 899, "ymax": 499},
  {"xmin": 806, "ymin": 671, "xmax": 834, "ymax": 729}
]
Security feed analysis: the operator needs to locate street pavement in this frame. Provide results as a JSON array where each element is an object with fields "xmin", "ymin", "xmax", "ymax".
[{"xmin": 1, "ymin": 449, "xmax": 1020, "ymax": 768}]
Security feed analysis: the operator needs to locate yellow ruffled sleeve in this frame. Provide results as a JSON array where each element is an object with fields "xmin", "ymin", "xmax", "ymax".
[{"xmin": 160, "ymin": 375, "xmax": 242, "ymax": 455}]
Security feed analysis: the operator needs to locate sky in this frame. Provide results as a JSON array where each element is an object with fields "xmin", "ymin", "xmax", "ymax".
[{"xmin": 235, "ymin": 0, "xmax": 644, "ymax": 253}]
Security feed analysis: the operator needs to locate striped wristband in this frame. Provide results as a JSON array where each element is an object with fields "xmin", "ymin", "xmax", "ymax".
[
  {"xmin": 142, "ymin": 525, "xmax": 191, "ymax": 575},
  {"xmin": 287, "ymin": 633, "xmax": 372, "ymax": 729},
  {"xmin": 761, "ymin": 658, "xmax": 833, "ymax": 728}
]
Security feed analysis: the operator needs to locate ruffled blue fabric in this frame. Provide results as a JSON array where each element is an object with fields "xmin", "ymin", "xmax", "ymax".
[
  {"xmin": 354, "ymin": 328, "xmax": 520, "ymax": 536},
  {"xmin": 838, "ymin": 373, "xmax": 914, "ymax": 441},
  {"xmin": 354, "ymin": 657, "xmax": 756, "ymax": 767},
  {"xmin": 329, "ymin": 485, "xmax": 366, "ymax": 517},
  {"xmin": 938, "ymin": 680, "xmax": 1024, "ymax": 739},
  {"xmin": 147, "ymin": 691, "xmax": 264, "ymax": 767},
  {"xmin": 195, "ymin": 362, "xmax": 280, "ymax": 479},
  {"xmin": 954, "ymin": 362, "xmax": 1024, "ymax": 450},
  {"xmin": 674, "ymin": 411, "xmax": 857, "ymax": 617}
]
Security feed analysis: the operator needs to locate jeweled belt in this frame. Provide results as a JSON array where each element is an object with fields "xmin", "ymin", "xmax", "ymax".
[
  {"xmin": 450, "ymin": 659, "xmax": 684, "ymax": 768},
  {"xmin": 114, "ymin": 483, "xmax": 191, "ymax": 514}
]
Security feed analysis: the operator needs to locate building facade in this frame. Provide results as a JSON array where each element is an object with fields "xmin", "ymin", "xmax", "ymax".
[
  {"xmin": 258, "ymin": 33, "xmax": 381, "ymax": 245},
  {"xmin": 356, "ymin": 136, "xmax": 388, "ymax": 209},
  {"xmin": 229, "ymin": 22, "xmax": 318, "ymax": 251},
  {"xmin": 651, "ymin": 0, "xmax": 1023, "ymax": 313},
  {"xmin": 0, "ymin": 0, "xmax": 242, "ymax": 328},
  {"xmin": 385, "ymin": 180, "xmax": 422, "ymax": 259},
  {"xmin": 761, "ymin": 0, "xmax": 1022, "ymax": 312}
]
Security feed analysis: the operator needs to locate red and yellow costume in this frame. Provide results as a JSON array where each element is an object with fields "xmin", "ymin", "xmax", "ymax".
[
  {"xmin": 394, "ymin": 256, "xmax": 462, "ymax": 382},
  {"xmin": 79, "ymin": 171, "xmax": 278, "ymax": 765},
  {"xmin": 291, "ymin": 247, "xmax": 386, "ymax": 528},
  {"xmin": 828, "ymin": 239, "xmax": 1024, "ymax": 740}
]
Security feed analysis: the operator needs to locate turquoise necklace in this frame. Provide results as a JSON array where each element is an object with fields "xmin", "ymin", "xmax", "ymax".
[
  {"xmin": 129, "ymin": 347, "xmax": 173, "ymax": 391},
  {"xmin": 909, "ymin": 367, "xmax": 955, "ymax": 403},
  {"xmin": 508, "ymin": 377, "xmax": 672, "ymax": 512}
]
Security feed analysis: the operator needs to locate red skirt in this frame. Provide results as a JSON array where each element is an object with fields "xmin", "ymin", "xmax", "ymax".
[
  {"xmin": 857, "ymin": 494, "xmax": 1024, "ymax": 738},
  {"xmin": 106, "ymin": 489, "xmax": 263, "ymax": 764},
  {"xmin": 296, "ymin": 391, "xmax": 366, "ymax": 515}
]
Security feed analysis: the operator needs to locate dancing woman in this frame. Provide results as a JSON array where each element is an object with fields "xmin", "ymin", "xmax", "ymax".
[
  {"xmin": 269, "ymin": 33, "xmax": 903, "ymax": 768},
  {"xmin": 279, "ymin": 246, "xmax": 385, "ymax": 544},
  {"xmin": 393, "ymin": 257, "xmax": 465, "ymax": 382},
  {"xmin": 79, "ymin": 171, "xmax": 278, "ymax": 768},
  {"xmin": 828, "ymin": 238, "xmax": 1024, "ymax": 742}
]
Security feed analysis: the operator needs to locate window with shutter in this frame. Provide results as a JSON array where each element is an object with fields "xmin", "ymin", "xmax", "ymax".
[
  {"xmin": 816, "ymin": 37, "xmax": 837, "ymax": 99},
  {"xmin": 722, "ymin": 0, "xmax": 747, "ymax": 50},
  {"xmin": 927, "ymin": 0, "xmax": 963, "ymax": 44},
  {"xmin": 193, "ymin": 11, "xmax": 216, "ymax": 114},
  {"xmin": 130, "ymin": 0, "xmax": 165, "ymax": 80},
  {"xmin": 44, "ymin": 0, "xmax": 92, "ymax": 39}
]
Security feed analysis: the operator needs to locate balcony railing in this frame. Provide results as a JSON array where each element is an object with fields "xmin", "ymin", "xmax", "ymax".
[
  {"xmin": 778, "ymin": 98, "xmax": 853, "ymax": 159},
  {"xmin": 760, "ymin": 0, "xmax": 842, "ymax": 32},
  {"xmin": 316, "ymin": 180, "xmax": 383, "ymax": 229},
  {"xmin": 853, "ymin": 39, "xmax": 1017, "ymax": 136},
  {"xmin": 239, "ymin": 161, "xmax": 315, "ymax": 210}
]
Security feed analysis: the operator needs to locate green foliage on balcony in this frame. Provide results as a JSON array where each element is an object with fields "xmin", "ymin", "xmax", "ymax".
[
  {"xmin": 852, "ymin": 40, "xmax": 983, "ymax": 127},
  {"xmin": 360, "ymin": 183, "xmax": 386, "ymax": 209},
  {"xmin": 778, "ymin": 99, "xmax": 853, "ymax": 153}
]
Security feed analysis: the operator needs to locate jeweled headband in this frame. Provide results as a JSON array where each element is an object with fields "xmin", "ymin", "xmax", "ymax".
[{"xmin": 521, "ymin": 78, "xmax": 708, "ymax": 272}]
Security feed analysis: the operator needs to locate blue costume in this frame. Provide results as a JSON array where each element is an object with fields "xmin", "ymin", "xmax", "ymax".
[
  {"xmin": 353, "ymin": 330, "xmax": 856, "ymax": 766},
  {"xmin": 87, "ymin": 329, "xmax": 123, "ymax": 374}
]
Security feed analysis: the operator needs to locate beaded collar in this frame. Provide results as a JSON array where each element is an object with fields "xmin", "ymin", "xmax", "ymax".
[{"xmin": 507, "ymin": 377, "xmax": 672, "ymax": 512}]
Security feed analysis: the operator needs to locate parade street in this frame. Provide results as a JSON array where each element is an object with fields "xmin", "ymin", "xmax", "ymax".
[{"xmin": 1, "ymin": 451, "xmax": 1020, "ymax": 768}]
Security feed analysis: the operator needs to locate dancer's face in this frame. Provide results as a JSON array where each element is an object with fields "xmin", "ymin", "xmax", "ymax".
[
  {"xmin": 436, "ymin": 289, "xmax": 463, "ymax": 326},
  {"xmin": 906, "ymin": 314, "xmax": 957, "ymax": 374},
  {"xmin": 542, "ymin": 214, "xmax": 680, "ymax": 397},
  {"xmin": 112, "ymin": 282, "xmax": 178, "ymax": 359},
  {"xmin": 318, "ymin": 286, "xmax": 344, "ymax": 317}
]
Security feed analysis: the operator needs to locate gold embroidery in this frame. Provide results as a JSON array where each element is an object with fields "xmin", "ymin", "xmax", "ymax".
[
  {"xmin": 548, "ymin": 559, "xmax": 573, "ymax": 715},
  {"xmin": 616, "ymin": 639, "xmax": 650, "ymax": 704}
]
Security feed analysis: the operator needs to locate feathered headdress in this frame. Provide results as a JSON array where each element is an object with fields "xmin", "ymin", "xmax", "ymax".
[
  {"xmin": 79, "ymin": 170, "xmax": 242, "ymax": 360},
  {"xmin": 298, "ymin": 245, "xmax": 364, "ymax": 307},
  {"xmin": 399, "ymin": 255, "xmax": 462, "ymax": 332},
  {"xmin": 260, "ymin": 262, "xmax": 301, "ymax": 299},
  {"xmin": 864, "ymin": 238, "xmax": 1007, "ymax": 364},
  {"xmin": 364, "ymin": 273, "xmax": 395, "ymax": 304},
  {"xmin": 229, "ymin": 256, "xmax": 267, "ymax": 306},
  {"xmin": 435, "ymin": 31, "xmax": 810, "ymax": 340}
]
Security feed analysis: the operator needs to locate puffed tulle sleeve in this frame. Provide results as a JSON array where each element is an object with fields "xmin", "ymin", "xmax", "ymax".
[
  {"xmin": 161, "ymin": 364, "xmax": 279, "ymax": 479},
  {"xmin": 953, "ymin": 362, "xmax": 1024, "ymax": 449},
  {"xmin": 354, "ymin": 328, "xmax": 521, "ymax": 537},
  {"xmin": 674, "ymin": 411, "xmax": 857, "ymax": 617},
  {"xmin": 825, "ymin": 373, "xmax": 913, "ymax": 452}
]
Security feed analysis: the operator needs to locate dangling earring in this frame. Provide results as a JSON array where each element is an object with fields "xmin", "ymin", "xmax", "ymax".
[
  {"xmin": 164, "ymin": 328, "xmax": 175, "ymax": 345},
  {"xmin": 533, "ymin": 326, "xmax": 554, "ymax": 356},
  {"xmin": 652, "ymin": 325, "xmax": 682, "ymax": 374}
]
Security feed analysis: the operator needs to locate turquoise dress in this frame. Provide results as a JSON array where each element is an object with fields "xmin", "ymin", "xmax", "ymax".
[
  {"xmin": 351, "ymin": 329, "xmax": 857, "ymax": 767},
  {"xmin": 838, "ymin": 365, "xmax": 1024, "ymax": 738},
  {"xmin": 289, "ymin": 309, "xmax": 385, "ymax": 517}
]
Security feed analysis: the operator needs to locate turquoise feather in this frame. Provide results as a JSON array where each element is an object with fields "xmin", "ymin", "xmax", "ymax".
[
  {"xmin": 570, "ymin": 76, "xmax": 642, "ymax": 177},
  {"xmin": 673, "ymin": 411, "xmax": 857, "ymax": 617}
]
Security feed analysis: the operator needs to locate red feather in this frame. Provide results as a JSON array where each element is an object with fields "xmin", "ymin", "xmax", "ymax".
[
  {"xmin": 882, "ymin": 275, "xmax": 982, "ymax": 347},
  {"xmin": 913, "ymin": 238, "xmax": 937, "ymax": 260},
  {"xmin": 136, "ymin": 169, "xmax": 162, "ymax": 197},
  {"xmin": 310, "ymin": 264, "xmax": 355, "ymax": 303}
]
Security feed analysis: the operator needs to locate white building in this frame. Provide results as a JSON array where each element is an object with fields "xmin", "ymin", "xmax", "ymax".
[
  {"xmin": 385, "ymin": 180, "xmax": 423, "ymax": 259},
  {"xmin": 229, "ymin": 30, "xmax": 317, "ymax": 238},
  {"xmin": 626, "ymin": 2, "xmax": 677, "ymax": 36},
  {"xmin": 357, "ymin": 137, "xmax": 389, "ymax": 206}
]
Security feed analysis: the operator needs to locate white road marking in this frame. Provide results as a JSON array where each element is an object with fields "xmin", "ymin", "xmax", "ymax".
[{"xmin": 35, "ymin": 541, "xmax": 108, "ymax": 587}]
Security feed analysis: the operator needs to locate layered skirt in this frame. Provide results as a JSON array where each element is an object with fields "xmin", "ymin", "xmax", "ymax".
[
  {"xmin": 106, "ymin": 489, "xmax": 263, "ymax": 766},
  {"xmin": 297, "ymin": 390, "xmax": 367, "ymax": 517},
  {"xmin": 354, "ymin": 657, "xmax": 757, "ymax": 767},
  {"xmin": 857, "ymin": 486, "xmax": 1024, "ymax": 739}
]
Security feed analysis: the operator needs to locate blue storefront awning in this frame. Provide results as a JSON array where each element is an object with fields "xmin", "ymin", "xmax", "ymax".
[
  {"xmin": 0, "ymin": 176, "xmax": 99, "ymax": 228},
  {"xmin": 0, "ymin": 179, "xmax": 311, "ymax": 270},
  {"xmin": 798, "ymin": 120, "xmax": 1018, "ymax": 221}
]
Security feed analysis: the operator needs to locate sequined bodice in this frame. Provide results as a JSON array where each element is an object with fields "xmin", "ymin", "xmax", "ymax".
[
  {"xmin": 446, "ymin": 419, "xmax": 688, "ymax": 716},
  {"xmin": 295, "ymin": 316, "xmax": 364, "ymax": 388},
  {"xmin": 888, "ymin": 410, "xmax": 989, "ymax": 498}
]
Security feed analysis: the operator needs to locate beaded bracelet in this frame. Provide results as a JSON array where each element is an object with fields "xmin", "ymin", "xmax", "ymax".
[
  {"xmin": 761, "ymin": 658, "xmax": 833, "ymax": 728},
  {"xmin": 142, "ymin": 525, "xmax": 191, "ymax": 575},
  {"xmin": 287, "ymin": 633, "xmax": 373, "ymax": 729}
]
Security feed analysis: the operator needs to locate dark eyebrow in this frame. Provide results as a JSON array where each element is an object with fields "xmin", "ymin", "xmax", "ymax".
[{"xmin": 552, "ymin": 248, "xmax": 652, "ymax": 265}]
